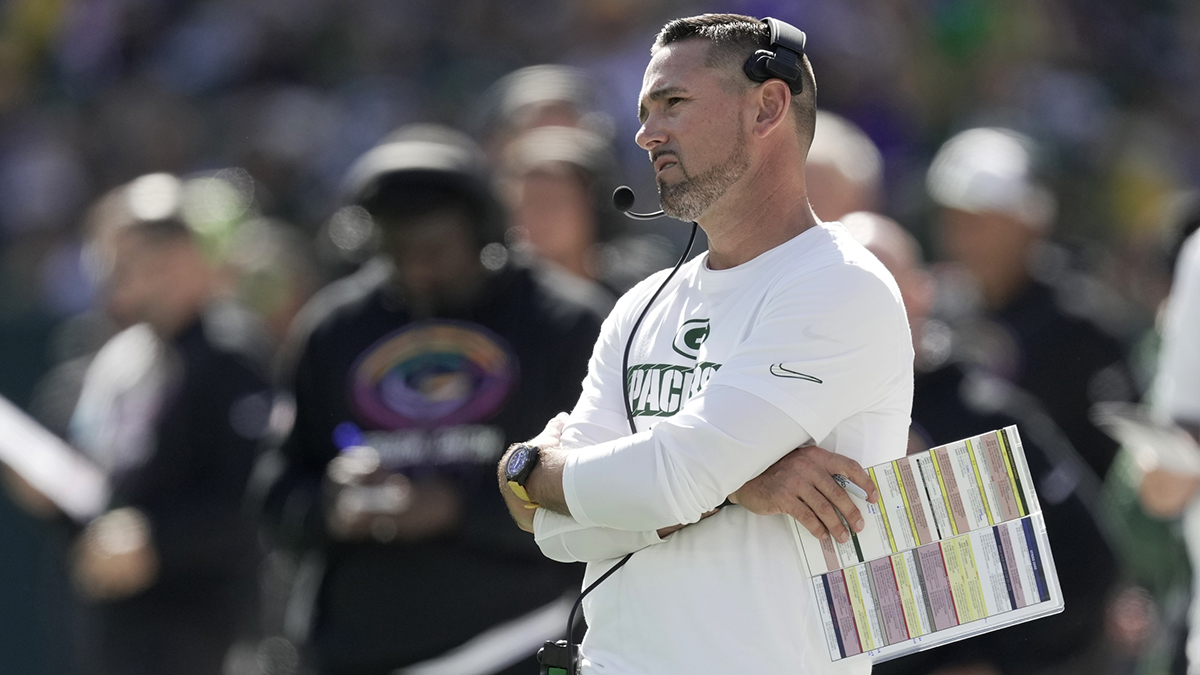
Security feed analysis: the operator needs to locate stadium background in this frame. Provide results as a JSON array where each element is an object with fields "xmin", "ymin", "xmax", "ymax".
[{"xmin": 1, "ymin": 0, "xmax": 1199, "ymax": 673}]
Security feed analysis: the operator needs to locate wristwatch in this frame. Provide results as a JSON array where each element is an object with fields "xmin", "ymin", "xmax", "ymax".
[{"xmin": 504, "ymin": 444, "xmax": 541, "ymax": 509}]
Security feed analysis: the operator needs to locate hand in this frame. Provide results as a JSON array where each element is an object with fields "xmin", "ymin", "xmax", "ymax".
[
  {"xmin": 2, "ymin": 466, "xmax": 59, "ymax": 518},
  {"xmin": 497, "ymin": 412, "xmax": 570, "ymax": 532},
  {"xmin": 324, "ymin": 447, "xmax": 461, "ymax": 542},
  {"xmin": 1138, "ymin": 468, "xmax": 1200, "ymax": 519},
  {"xmin": 730, "ymin": 445, "xmax": 878, "ymax": 543},
  {"xmin": 72, "ymin": 508, "xmax": 159, "ymax": 601}
]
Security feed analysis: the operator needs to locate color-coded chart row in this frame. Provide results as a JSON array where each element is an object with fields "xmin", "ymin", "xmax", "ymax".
[
  {"xmin": 800, "ymin": 427, "xmax": 1041, "ymax": 575},
  {"xmin": 812, "ymin": 516, "xmax": 1051, "ymax": 660}
]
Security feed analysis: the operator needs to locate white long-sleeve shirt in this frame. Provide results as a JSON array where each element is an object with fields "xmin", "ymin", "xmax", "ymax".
[{"xmin": 533, "ymin": 223, "xmax": 913, "ymax": 674}]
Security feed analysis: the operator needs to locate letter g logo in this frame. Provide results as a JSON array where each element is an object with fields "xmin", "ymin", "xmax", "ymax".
[{"xmin": 672, "ymin": 319, "xmax": 710, "ymax": 359}]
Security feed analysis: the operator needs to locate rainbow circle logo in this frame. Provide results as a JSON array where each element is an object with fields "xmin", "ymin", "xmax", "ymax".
[{"xmin": 348, "ymin": 321, "xmax": 517, "ymax": 429}]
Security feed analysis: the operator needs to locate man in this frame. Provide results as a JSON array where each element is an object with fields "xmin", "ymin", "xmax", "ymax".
[
  {"xmin": 70, "ymin": 172, "xmax": 272, "ymax": 675},
  {"xmin": 845, "ymin": 212, "xmax": 1119, "ymax": 675},
  {"xmin": 927, "ymin": 127, "xmax": 1137, "ymax": 480},
  {"xmin": 253, "ymin": 125, "xmax": 609, "ymax": 675},
  {"xmin": 497, "ymin": 14, "xmax": 913, "ymax": 674}
]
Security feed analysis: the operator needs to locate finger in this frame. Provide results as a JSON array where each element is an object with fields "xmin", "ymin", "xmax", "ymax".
[
  {"xmin": 810, "ymin": 446, "xmax": 878, "ymax": 504},
  {"xmin": 838, "ymin": 458, "xmax": 878, "ymax": 503},
  {"xmin": 782, "ymin": 499, "xmax": 829, "ymax": 540},
  {"xmin": 812, "ymin": 470, "xmax": 864, "ymax": 533},
  {"xmin": 530, "ymin": 412, "xmax": 571, "ymax": 446},
  {"xmin": 548, "ymin": 411, "xmax": 570, "ymax": 432},
  {"xmin": 797, "ymin": 482, "xmax": 851, "ymax": 543}
]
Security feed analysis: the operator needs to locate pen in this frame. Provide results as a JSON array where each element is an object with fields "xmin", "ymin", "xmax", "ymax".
[{"xmin": 832, "ymin": 474, "xmax": 869, "ymax": 500}]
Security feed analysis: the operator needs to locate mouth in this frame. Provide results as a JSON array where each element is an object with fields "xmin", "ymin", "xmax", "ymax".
[{"xmin": 653, "ymin": 155, "xmax": 679, "ymax": 174}]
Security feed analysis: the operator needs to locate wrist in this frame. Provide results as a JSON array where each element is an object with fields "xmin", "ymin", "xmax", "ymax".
[
  {"xmin": 503, "ymin": 443, "xmax": 547, "ymax": 510},
  {"xmin": 527, "ymin": 446, "xmax": 571, "ymax": 515}
]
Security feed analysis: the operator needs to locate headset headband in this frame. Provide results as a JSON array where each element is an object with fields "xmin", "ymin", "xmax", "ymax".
[{"xmin": 743, "ymin": 17, "xmax": 808, "ymax": 95}]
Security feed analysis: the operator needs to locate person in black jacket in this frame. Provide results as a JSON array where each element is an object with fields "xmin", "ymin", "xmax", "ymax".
[
  {"xmin": 845, "ymin": 211, "xmax": 1120, "ymax": 675},
  {"xmin": 251, "ymin": 125, "xmax": 608, "ymax": 675},
  {"xmin": 69, "ymin": 173, "xmax": 272, "ymax": 675},
  {"xmin": 926, "ymin": 127, "xmax": 1137, "ymax": 482}
]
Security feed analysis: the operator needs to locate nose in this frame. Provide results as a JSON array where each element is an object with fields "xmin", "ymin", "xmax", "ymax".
[{"xmin": 636, "ymin": 117, "xmax": 666, "ymax": 151}]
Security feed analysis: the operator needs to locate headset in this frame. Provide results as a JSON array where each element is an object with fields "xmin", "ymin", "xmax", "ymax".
[
  {"xmin": 537, "ymin": 17, "xmax": 806, "ymax": 674},
  {"xmin": 743, "ymin": 18, "xmax": 808, "ymax": 95}
]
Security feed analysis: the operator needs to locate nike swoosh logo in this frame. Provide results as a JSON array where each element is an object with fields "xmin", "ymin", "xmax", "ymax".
[{"xmin": 770, "ymin": 364, "xmax": 823, "ymax": 383}]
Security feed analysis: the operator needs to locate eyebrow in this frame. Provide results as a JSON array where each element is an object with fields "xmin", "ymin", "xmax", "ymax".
[{"xmin": 637, "ymin": 86, "xmax": 687, "ymax": 123}]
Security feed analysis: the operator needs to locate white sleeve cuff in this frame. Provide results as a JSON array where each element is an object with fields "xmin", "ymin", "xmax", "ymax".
[{"xmin": 533, "ymin": 506, "xmax": 664, "ymax": 563}]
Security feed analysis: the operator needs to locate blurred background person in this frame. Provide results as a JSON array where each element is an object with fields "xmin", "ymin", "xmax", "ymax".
[
  {"xmin": 473, "ymin": 65, "xmax": 613, "ymax": 164},
  {"xmin": 0, "ymin": 1, "xmax": 1195, "ymax": 672},
  {"xmin": 499, "ymin": 124, "xmax": 670, "ymax": 296},
  {"xmin": 499, "ymin": 125, "xmax": 619, "ymax": 295},
  {"xmin": 806, "ymin": 111, "xmax": 884, "ymax": 222},
  {"xmin": 1153, "ymin": 226, "xmax": 1200, "ymax": 674},
  {"xmin": 66, "ymin": 172, "xmax": 273, "ymax": 675},
  {"xmin": 927, "ymin": 127, "xmax": 1139, "ymax": 482},
  {"xmin": 251, "ymin": 125, "xmax": 608, "ymax": 675},
  {"xmin": 1127, "ymin": 219, "xmax": 1200, "ymax": 675},
  {"xmin": 847, "ymin": 211, "xmax": 1123, "ymax": 675}
]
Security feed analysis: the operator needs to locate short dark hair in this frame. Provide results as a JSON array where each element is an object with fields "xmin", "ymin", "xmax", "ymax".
[{"xmin": 653, "ymin": 14, "xmax": 817, "ymax": 149}]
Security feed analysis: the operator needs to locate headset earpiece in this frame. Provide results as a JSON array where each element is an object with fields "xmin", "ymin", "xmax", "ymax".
[{"xmin": 742, "ymin": 17, "xmax": 807, "ymax": 95}]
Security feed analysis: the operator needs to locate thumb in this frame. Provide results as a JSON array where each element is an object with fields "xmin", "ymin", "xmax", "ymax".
[{"xmin": 530, "ymin": 412, "xmax": 571, "ymax": 447}]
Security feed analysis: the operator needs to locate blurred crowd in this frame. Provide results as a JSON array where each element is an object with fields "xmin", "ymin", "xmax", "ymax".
[{"xmin": 2, "ymin": 1, "xmax": 1200, "ymax": 674}]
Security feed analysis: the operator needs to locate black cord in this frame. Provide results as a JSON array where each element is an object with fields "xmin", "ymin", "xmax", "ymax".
[
  {"xmin": 620, "ymin": 222, "xmax": 699, "ymax": 435},
  {"xmin": 563, "ymin": 222, "xmax": 698, "ymax": 673}
]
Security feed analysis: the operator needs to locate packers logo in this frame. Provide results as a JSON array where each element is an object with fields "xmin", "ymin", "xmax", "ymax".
[{"xmin": 672, "ymin": 319, "xmax": 711, "ymax": 359}]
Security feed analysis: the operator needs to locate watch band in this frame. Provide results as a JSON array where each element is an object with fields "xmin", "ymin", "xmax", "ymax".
[{"xmin": 508, "ymin": 481, "xmax": 539, "ymax": 509}]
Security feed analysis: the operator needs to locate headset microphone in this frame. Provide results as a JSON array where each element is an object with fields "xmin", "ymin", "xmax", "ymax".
[{"xmin": 612, "ymin": 186, "xmax": 666, "ymax": 220}]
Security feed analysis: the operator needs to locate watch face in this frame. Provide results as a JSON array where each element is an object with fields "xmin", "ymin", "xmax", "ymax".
[{"xmin": 506, "ymin": 448, "xmax": 531, "ymax": 479}]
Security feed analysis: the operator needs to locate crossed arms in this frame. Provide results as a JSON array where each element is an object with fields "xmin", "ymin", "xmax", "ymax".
[
  {"xmin": 496, "ymin": 264, "xmax": 907, "ymax": 562},
  {"xmin": 496, "ymin": 384, "xmax": 879, "ymax": 562}
]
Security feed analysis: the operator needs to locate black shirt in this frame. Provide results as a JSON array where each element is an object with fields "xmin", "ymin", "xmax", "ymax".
[
  {"xmin": 109, "ymin": 303, "xmax": 272, "ymax": 589},
  {"xmin": 990, "ymin": 278, "xmax": 1136, "ymax": 479},
  {"xmin": 80, "ymin": 302, "xmax": 272, "ymax": 675},
  {"xmin": 256, "ymin": 261, "xmax": 607, "ymax": 673},
  {"xmin": 876, "ymin": 362, "xmax": 1118, "ymax": 675}
]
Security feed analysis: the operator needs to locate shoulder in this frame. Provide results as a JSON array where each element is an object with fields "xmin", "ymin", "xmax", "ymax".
[
  {"xmin": 292, "ymin": 258, "xmax": 389, "ymax": 337},
  {"xmin": 198, "ymin": 301, "xmax": 273, "ymax": 367},
  {"xmin": 521, "ymin": 263, "xmax": 615, "ymax": 327},
  {"xmin": 85, "ymin": 324, "xmax": 161, "ymax": 386},
  {"xmin": 771, "ymin": 224, "xmax": 904, "ymax": 309},
  {"xmin": 176, "ymin": 302, "xmax": 272, "ymax": 386},
  {"xmin": 277, "ymin": 259, "xmax": 390, "ymax": 368}
]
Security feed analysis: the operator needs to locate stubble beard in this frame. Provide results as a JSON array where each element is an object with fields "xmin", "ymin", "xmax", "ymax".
[{"xmin": 657, "ymin": 129, "xmax": 750, "ymax": 222}]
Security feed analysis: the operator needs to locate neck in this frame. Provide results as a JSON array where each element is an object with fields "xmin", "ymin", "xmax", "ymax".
[{"xmin": 697, "ymin": 159, "xmax": 819, "ymax": 270}]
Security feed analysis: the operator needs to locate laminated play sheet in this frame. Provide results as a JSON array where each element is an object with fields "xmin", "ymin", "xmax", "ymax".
[{"xmin": 794, "ymin": 426, "xmax": 1063, "ymax": 663}]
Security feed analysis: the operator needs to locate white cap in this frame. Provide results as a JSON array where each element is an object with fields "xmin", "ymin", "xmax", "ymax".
[
  {"xmin": 927, "ymin": 127, "xmax": 1056, "ymax": 230},
  {"xmin": 809, "ymin": 111, "xmax": 883, "ymax": 190}
]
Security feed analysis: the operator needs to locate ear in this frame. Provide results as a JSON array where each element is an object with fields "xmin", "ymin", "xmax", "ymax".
[{"xmin": 751, "ymin": 80, "xmax": 791, "ymax": 139}]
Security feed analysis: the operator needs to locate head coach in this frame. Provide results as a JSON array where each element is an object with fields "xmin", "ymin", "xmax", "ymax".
[{"xmin": 497, "ymin": 13, "xmax": 914, "ymax": 675}]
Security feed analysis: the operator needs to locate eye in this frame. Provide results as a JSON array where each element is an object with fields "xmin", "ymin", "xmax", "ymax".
[{"xmin": 667, "ymin": 97, "xmax": 685, "ymax": 106}]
